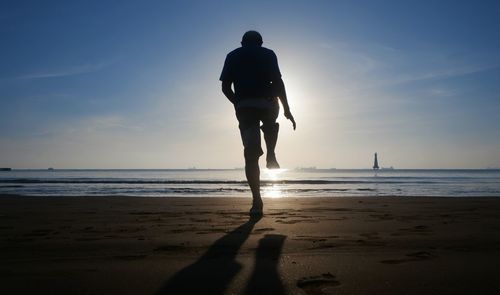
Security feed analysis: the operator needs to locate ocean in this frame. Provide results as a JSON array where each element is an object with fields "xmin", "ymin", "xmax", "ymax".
[{"xmin": 1, "ymin": 169, "xmax": 500, "ymax": 197}]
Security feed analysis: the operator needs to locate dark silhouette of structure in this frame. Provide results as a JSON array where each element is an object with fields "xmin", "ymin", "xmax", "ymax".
[
  {"xmin": 373, "ymin": 153, "xmax": 379, "ymax": 170},
  {"xmin": 220, "ymin": 31, "xmax": 296, "ymax": 215}
]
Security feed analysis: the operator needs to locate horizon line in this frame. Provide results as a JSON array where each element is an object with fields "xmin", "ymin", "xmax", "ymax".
[{"xmin": 2, "ymin": 167, "xmax": 500, "ymax": 171}]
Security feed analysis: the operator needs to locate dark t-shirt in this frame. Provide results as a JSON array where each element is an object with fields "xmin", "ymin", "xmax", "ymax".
[{"xmin": 220, "ymin": 45, "xmax": 281, "ymax": 106}]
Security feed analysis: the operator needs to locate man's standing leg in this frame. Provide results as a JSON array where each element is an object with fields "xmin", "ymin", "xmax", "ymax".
[
  {"xmin": 237, "ymin": 109, "xmax": 264, "ymax": 214},
  {"xmin": 245, "ymin": 158, "xmax": 262, "ymax": 213}
]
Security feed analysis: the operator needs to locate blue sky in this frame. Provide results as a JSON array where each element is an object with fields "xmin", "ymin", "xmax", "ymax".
[{"xmin": 1, "ymin": 0, "xmax": 499, "ymax": 168}]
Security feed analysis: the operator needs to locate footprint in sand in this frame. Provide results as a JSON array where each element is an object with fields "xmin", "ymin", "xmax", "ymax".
[
  {"xmin": 380, "ymin": 251, "xmax": 437, "ymax": 264},
  {"xmin": 154, "ymin": 245, "xmax": 186, "ymax": 252},
  {"xmin": 252, "ymin": 227, "xmax": 275, "ymax": 234},
  {"xmin": 276, "ymin": 219, "xmax": 319, "ymax": 224},
  {"xmin": 114, "ymin": 254, "xmax": 148, "ymax": 260},
  {"xmin": 297, "ymin": 273, "xmax": 340, "ymax": 294},
  {"xmin": 391, "ymin": 225, "xmax": 432, "ymax": 236}
]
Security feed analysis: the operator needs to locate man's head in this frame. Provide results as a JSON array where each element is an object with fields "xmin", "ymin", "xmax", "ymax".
[{"xmin": 241, "ymin": 31, "xmax": 263, "ymax": 47}]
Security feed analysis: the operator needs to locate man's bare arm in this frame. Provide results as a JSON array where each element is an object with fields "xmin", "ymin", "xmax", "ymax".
[
  {"xmin": 221, "ymin": 81, "xmax": 236, "ymax": 104},
  {"xmin": 275, "ymin": 78, "xmax": 296, "ymax": 130}
]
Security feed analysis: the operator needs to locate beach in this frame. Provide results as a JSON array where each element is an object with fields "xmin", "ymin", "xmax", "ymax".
[{"xmin": 1, "ymin": 195, "xmax": 500, "ymax": 294}]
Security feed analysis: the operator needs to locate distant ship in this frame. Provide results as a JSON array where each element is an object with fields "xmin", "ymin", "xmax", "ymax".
[
  {"xmin": 0, "ymin": 167, "xmax": 12, "ymax": 171},
  {"xmin": 373, "ymin": 153, "xmax": 379, "ymax": 170}
]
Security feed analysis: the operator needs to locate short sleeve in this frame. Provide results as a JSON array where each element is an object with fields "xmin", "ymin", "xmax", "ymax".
[{"xmin": 219, "ymin": 54, "xmax": 233, "ymax": 82}]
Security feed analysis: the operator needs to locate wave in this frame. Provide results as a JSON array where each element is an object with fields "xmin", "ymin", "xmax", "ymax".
[
  {"xmin": 0, "ymin": 178, "xmax": 439, "ymax": 185},
  {"xmin": 0, "ymin": 186, "xmax": 377, "ymax": 196}
]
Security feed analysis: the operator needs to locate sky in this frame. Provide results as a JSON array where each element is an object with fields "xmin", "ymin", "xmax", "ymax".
[{"xmin": 1, "ymin": 0, "xmax": 500, "ymax": 169}]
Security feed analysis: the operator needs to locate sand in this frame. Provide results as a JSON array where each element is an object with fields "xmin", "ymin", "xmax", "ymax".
[{"xmin": 1, "ymin": 195, "xmax": 500, "ymax": 294}]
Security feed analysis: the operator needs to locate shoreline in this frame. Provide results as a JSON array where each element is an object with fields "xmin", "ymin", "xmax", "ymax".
[
  {"xmin": 2, "ymin": 194, "xmax": 500, "ymax": 198},
  {"xmin": 2, "ymin": 196, "xmax": 500, "ymax": 294}
]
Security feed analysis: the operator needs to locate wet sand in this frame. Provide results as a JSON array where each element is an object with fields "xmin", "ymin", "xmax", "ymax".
[{"xmin": 1, "ymin": 195, "xmax": 500, "ymax": 294}]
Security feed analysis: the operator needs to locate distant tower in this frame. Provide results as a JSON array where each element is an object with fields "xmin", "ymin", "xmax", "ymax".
[{"xmin": 373, "ymin": 153, "xmax": 379, "ymax": 170}]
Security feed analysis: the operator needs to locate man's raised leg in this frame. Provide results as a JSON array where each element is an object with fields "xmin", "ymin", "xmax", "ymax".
[{"xmin": 261, "ymin": 122, "xmax": 280, "ymax": 169}]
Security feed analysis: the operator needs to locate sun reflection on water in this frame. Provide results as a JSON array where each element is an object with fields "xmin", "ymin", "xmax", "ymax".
[
  {"xmin": 264, "ymin": 168, "xmax": 287, "ymax": 181},
  {"xmin": 263, "ymin": 168, "xmax": 287, "ymax": 198}
]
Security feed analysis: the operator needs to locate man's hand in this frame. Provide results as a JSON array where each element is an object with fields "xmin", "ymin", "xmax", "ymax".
[{"xmin": 284, "ymin": 109, "xmax": 296, "ymax": 130}]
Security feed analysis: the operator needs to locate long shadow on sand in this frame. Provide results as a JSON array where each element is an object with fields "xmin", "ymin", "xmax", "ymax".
[
  {"xmin": 157, "ymin": 214, "xmax": 285, "ymax": 294},
  {"xmin": 244, "ymin": 234, "xmax": 286, "ymax": 295}
]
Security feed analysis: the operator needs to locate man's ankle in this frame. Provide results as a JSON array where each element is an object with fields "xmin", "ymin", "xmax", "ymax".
[
  {"xmin": 253, "ymin": 197, "xmax": 263, "ymax": 204},
  {"xmin": 250, "ymin": 197, "xmax": 263, "ymax": 216}
]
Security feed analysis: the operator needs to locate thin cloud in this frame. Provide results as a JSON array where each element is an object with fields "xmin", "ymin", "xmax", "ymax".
[
  {"xmin": 318, "ymin": 38, "xmax": 500, "ymax": 89},
  {"xmin": 390, "ymin": 64, "xmax": 500, "ymax": 85},
  {"xmin": 17, "ymin": 58, "xmax": 120, "ymax": 80},
  {"xmin": 427, "ymin": 87, "xmax": 457, "ymax": 97},
  {"xmin": 30, "ymin": 115, "xmax": 142, "ymax": 138}
]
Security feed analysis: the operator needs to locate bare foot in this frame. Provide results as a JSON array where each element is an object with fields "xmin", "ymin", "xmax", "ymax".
[
  {"xmin": 266, "ymin": 154, "xmax": 280, "ymax": 169},
  {"xmin": 250, "ymin": 198, "xmax": 263, "ymax": 216}
]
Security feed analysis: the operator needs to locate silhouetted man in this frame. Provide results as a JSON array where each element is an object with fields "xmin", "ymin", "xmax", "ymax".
[{"xmin": 220, "ymin": 31, "xmax": 296, "ymax": 215}]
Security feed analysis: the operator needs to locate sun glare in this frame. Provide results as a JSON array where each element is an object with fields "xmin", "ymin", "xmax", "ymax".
[
  {"xmin": 264, "ymin": 168, "xmax": 287, "ymax": 181},
  {"xmin": 263, "ymin": 186, "xmax": 284, "ymax": 198},
  {"xmin": 262, "ymin": 168, "xmax": 287, "ymax": 198},
  {"xmin": 283, "ymin": 76, "xmax": 308, "ymax": 120}
]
